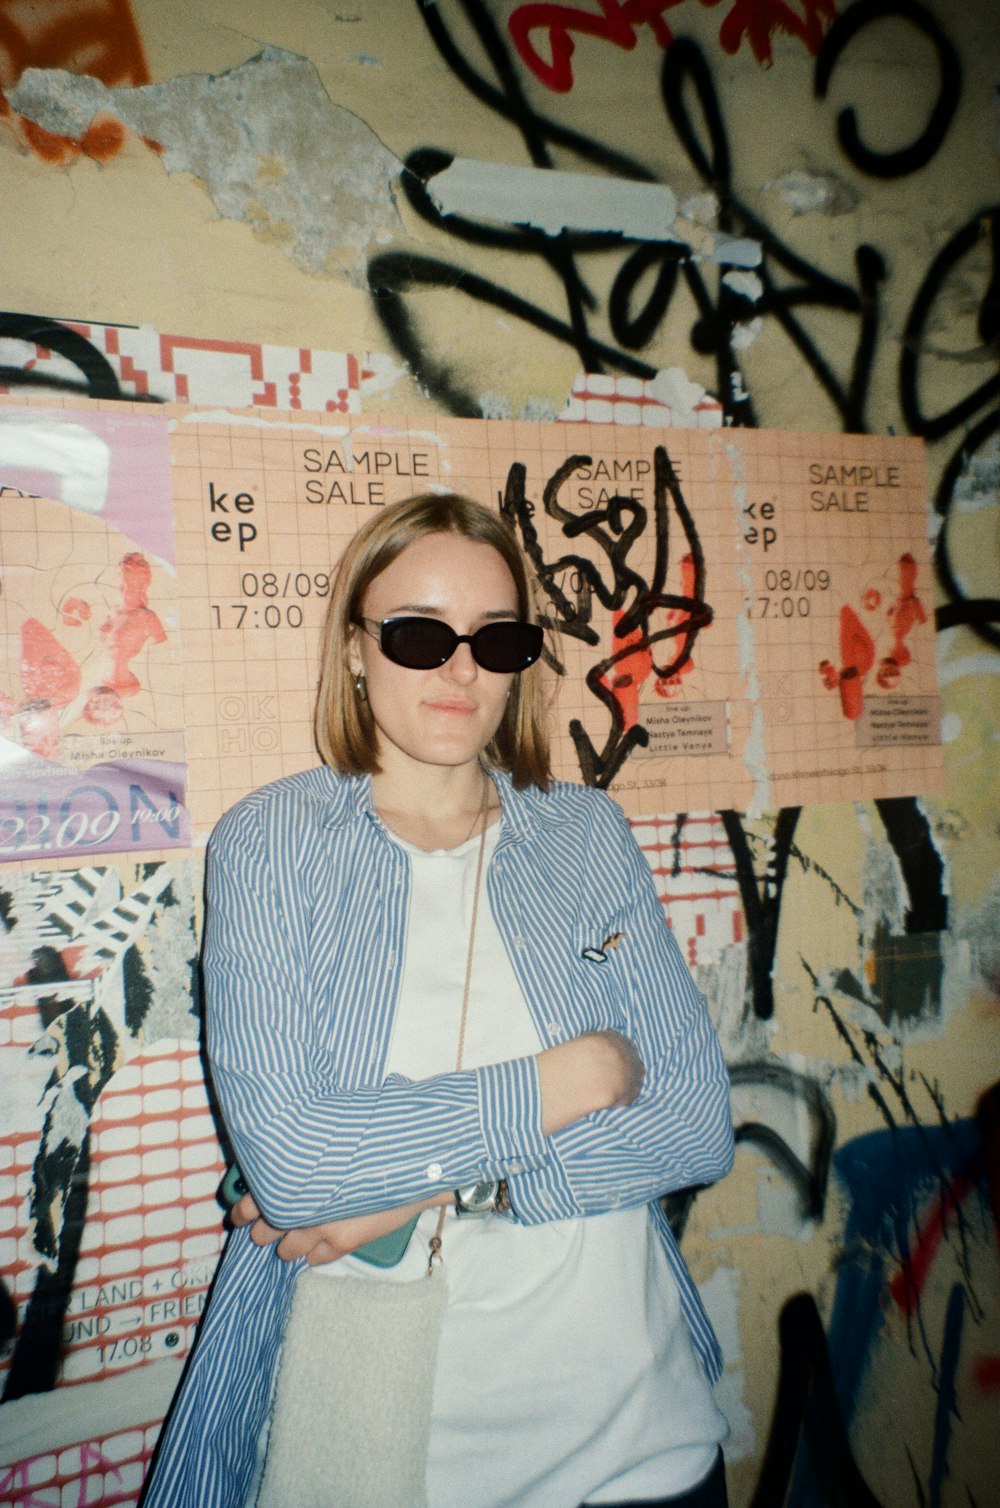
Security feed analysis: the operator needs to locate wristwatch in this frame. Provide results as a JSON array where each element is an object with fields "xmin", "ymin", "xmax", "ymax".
[{"xmin": 454, "ymin": 1179, "xmax": 510, "ymax": 1216}]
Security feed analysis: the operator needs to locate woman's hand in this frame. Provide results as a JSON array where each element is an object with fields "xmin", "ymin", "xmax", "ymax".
[
  {"xmin": 230, "ymin": 1191, "xmax": 446, "ymax": 1265},
  {"xmin": 536, "ymin": 1030, "xmax": 645, "ymax": 1136}
]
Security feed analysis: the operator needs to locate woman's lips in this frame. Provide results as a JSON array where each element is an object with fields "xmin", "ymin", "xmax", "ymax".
[{"xmin": 424, "ymin": 699, "xmax": 477, "ymax": 715}]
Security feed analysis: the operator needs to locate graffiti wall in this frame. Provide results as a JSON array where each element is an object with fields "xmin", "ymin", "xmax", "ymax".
[{"xmin": 1, "ymin": 2, "xmax": 997, "ymax": 1505}]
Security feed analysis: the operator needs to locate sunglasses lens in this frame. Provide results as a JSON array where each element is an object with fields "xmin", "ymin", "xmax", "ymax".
[
  {"xmin": 473, "ymin": 622, "xmax": 544, "ymax": 672},
  {"xmin": 381, "ymin": 618, "xmax": 455, "ymax": 669},
  {"xmin": 378, "ymin": 618, "xmax": 544, "ymax": 672}
]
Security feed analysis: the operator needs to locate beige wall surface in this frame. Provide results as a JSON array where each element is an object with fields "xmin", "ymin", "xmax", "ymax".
[{"xmin": 1, "ymin": 2, "xmax": 998, "ymax": 1505}]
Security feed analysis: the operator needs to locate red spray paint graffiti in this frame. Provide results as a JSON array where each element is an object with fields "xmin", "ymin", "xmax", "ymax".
[
  {"xmin": 508, "ymin": 0, "xmax": 837, "ymax": 90},
  {"xmin": 700, "ymin": 0, "xmax": 837, "ymax": 61},
  {"xmin": 0, "ymin": 0, "xmax": 151, "ymax": 164},
  {"xmin": 888, "ymin": 1083, "xmax": 1000, "ymax": 1396}
]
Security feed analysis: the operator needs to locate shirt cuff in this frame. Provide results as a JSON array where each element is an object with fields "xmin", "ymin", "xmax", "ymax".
[{"xmin": 475, "ymin": 1055, "xmax": 548, "ymax": 1177}]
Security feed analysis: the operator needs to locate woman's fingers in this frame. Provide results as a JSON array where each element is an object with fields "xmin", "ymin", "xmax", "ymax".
[
  {"xmin": 304, "ymin": 1243, "xmax": 337, "ymax": 1266},
  {"xmin": 231, "ymin": 1191, "xmax": 261, "ymax": 1226},
  {"xmin": 248, "ymin": 1215, "xmax": 285, "ymax": 1247},
  {"xmin": 276, "ymin": 1226, "xmax": 342, "ymax": 1262}
]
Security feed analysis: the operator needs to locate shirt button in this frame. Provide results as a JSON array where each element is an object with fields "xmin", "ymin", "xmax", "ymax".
[{"xmin": 426, "ymin": 1163, "xmax": 443, "ymax": 1180}]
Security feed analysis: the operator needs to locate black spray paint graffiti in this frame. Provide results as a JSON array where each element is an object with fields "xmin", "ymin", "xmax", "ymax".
[
  {"xmin": 902, "ymin": 207, "xmax": 1000, "ymax": 649},
  {"xmin": 365, "ymin": 17, "xmax": 968, "ymax": 1493},
  {"xmin": 367, "ymin": 0, "xmax": 953, "ymax": 1007},
  {"xmin": 370, "ymin": 0, "xmax": 996, "ymax": 637},
  {"xmin": 750, "ymin": 1293, "xmax": 885, "ymax": 1508},
  {"xmin": 373, "ymin": 0, "xmax": 924, "ymax": 425},
  {"xmin": 501, "ymin": 442, "xmax": 712, "ymax": 787},
  {"xmin": 664, "ymin": 1059, "xmax": 836, "ymax": 1244}
]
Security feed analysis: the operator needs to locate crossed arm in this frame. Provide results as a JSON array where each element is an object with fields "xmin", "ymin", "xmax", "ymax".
[
  {"xmin": 208, "ymin": 788, "xmax": 730, "ymax": 1263},
  {"xmin": 231, "ymin": 1029, "xmax": 646, "ymax": 1263}
]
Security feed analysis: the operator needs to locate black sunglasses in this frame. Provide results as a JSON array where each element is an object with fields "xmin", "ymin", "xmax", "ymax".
[{"xmin": 359, "ymin": 616, "xmax": 543, "ymax": 673}]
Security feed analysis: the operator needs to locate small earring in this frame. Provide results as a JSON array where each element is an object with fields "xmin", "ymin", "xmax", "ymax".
[{"xmin": 354, "ymin": 671, "xmax": 367, "ymax": 701}]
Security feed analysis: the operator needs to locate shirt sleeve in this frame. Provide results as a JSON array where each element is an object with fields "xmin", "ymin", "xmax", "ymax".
[
  {"xmin": 204, "ymin": 795, "xmax": 548, "ymax": 1230},
  {"xmin": 504, "ymin": 796, "xmax": 734, "ymax": 1225}
]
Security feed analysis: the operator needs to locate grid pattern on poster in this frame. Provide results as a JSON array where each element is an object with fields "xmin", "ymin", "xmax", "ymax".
[
  {"xmin": 0, "ymin": 1423, "xmax": 158, "ymax": 1506},
  {"xmin": 1, "ymin": 394, "xmax": 943, "ymax": 837},
  {"xmin": 0, "ymin": 1040, "xmax": 224, "ymax": 1394}
]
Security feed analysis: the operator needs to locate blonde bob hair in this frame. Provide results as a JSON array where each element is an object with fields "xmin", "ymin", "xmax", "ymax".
[{"xmin": 315, "ymin": 492, "xmax": 551, "ymax": 789}]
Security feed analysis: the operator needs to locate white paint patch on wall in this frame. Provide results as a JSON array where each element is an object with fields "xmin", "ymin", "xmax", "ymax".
[
  {"xmin": 723, "ymin": 273, "xmax": 764, "ymax": 352},
  {"xmin": 857, "ymin": 801, "xmax": 908, "ymax": 935},
  {"xmin": 0, "ymin": 415, "xmax": 109, "ymax": 516},
  {"xmin": 762, "ymin": 169, "xmax": 860, "ymax": 216},
  {"xmin": 427, "ymin": 156, "xmax": 682, "ymax": 239},
  {"xmin": 9, "ymin": 48, "xmax": 403, "ymax": 285},
  {"xmin": 699, "ymin": 1266, "xmax": 757, "ymax": 1460},
  {"xmin": 950, "ymin": 433, "xmax": 1000, "ymax": 511},
  {"xmin": 560, "ymin": 367, "xmax": 723, "ymax": 429},
  {"xmin": 0, "ymin": 1358, "xmax": 182, "ymax": 1463},
  {"xmin": 426, "ymin": 158, "xmax": 762, "ymax": 266},
  {"xmin": 722, "ymin": 273, "xmax": 762, "ymax": 304},
  {"xmin": 937, "ymin": 652, "xmax": 1000, "ymax": 685}
]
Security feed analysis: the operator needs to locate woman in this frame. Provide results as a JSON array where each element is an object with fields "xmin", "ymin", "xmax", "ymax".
[{"xmin": 143, "ymin": 493, "xmax": 734, "ymax": 1508}]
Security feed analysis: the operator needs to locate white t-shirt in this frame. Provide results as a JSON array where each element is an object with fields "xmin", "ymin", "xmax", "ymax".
[{"xmin": 320, "ymin": 822, "xmax": 726, "ymax": 1507}]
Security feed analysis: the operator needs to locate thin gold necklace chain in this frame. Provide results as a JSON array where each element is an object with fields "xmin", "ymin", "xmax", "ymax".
[
  {"xmin": 454, "ymin": 775, "xmax": 490, "ymax": 1076},
  {"xmin": 428, "ymin": 774, "xmax": 491, "ymax": 1273}
]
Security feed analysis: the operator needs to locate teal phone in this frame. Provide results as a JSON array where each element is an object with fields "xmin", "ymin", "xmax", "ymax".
[
  {"xmin": 354, "ymin": 1215, "xmax": 420, "ymax": 1267},
  {"xmin": 220, "ymin": 1164, "xmax": 249, "ymax": 1207},
  {"xmin": 220, "ymin": 1164, "xmax": 418, "ymax": 1267}
]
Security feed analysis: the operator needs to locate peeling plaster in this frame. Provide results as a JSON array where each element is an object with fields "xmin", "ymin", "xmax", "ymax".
[
  {"xmin": 763, "ymin": 169, "xmax": 860, "ymax": 217},
  {"xmin": 961, "ymin": 879, "xmax": 1000, "ymax": 994},
  {"xmin": 477, "ymin": 390, "xmax": 513, "ymax": 420},
  {"xmin": 9, "ymin": 48, "xmax": 403, "ymax": 285},
  {"xmin": 858, "ymin": 803, "xmax": 909, "ymax": 937},
  {"xmin": 722, "ymin": 272, "xmax": 762, "ymax": 304},
  {"xmin": 951, "ymin": 435, "xmax": 1000, "ymax": 511},
  {"xmin": 722, "ymin": 271, "xmax": 764, "ymax": 353}
]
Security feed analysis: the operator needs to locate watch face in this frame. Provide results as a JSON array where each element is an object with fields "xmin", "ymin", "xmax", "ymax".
[{"xmin": 456, "ymin": 1180, "xmax": 499, "ymax": 1214}]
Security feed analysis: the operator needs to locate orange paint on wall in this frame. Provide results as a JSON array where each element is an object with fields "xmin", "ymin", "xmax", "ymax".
[{"xmin": 0, "ymin": 0, "xmax": 151, "ymax": 163}]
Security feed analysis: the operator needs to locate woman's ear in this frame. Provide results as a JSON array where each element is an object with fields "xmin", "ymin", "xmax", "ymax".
[{"xmin": 346, "ymin": 621, "xmax": 363, "ymax": 679}]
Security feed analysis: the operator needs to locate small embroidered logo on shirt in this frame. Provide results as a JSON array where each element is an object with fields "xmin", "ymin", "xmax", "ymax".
[{"xmin": 581, "ymin": 933, "xmax": 625, "ymax": 963}]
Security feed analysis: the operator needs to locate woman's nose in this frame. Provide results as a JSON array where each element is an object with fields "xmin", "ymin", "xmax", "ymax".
[{"xmin": 442, "ymin": 640, "xmax": 477, "ymax": 682}]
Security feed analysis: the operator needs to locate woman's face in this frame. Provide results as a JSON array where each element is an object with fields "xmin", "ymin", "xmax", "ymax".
[{"xmin": 350, "ymin": 532, "xmax": 521, "ymax": 780}]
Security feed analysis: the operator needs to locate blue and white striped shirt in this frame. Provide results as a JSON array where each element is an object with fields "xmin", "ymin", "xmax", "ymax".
[{"xmin": 142, "ymin": 768, "xmax": 733, "ymax": 1508}]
